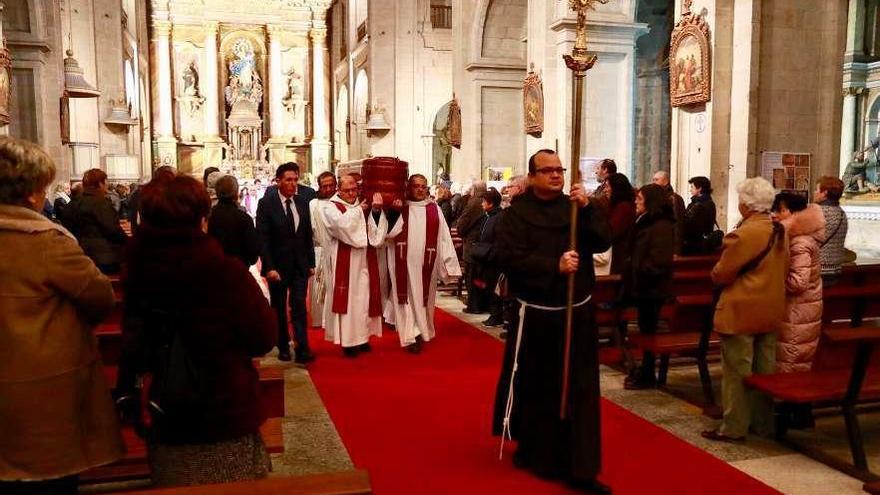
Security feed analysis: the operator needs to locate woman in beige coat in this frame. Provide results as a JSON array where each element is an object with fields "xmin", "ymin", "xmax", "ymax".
[
  {"xmin": 0, "ymin": 137, "xmax": 123, "ymax": 493},
  {"xmin": 702, "ymin": 177, "xmax": 789, "ymax": 443},
  {"xmin": 772, "ymin": 193, "xmax": 825, "ymax": 373}
]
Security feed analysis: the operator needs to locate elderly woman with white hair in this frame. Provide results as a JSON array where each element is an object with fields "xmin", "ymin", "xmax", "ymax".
[{"xmin": 702, "ymin": 177, "xmax": 789, "ymax": 443}]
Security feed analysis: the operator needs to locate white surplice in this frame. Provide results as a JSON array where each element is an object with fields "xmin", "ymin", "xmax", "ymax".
[
  {"xmin": 309, "ymin": 198, "xmax": 332, "ymax": 328},
  {"xmin": 385, "ymin": 199, "xmax": 462, "ymax": 346},
  {"xmin": 321, "ymin": 194, "xmax": 389, "ymax": 347}
]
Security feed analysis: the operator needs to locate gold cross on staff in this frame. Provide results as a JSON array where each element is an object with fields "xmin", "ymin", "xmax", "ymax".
[{"xmin": 564, "ymin": 0, "xmax": 609, "ymax": 72}]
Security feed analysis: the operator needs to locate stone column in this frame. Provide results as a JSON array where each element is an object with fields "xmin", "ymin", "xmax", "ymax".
[
  {"xmin": 310, "ymin": 18, "xmax": 331, "ymax": 175},
  {"xmin": 841, "ymin": 0, "xmax": 867, "ymax": 174},
  {"xmin": 840, "ymin": 87, "xmax": 861, "ymax": 175},
  {"xmin": 203, "ymin": 21, "xmax": 224, "ymax": 169},
  {"xmin": 845, "ymin": 0, "xmax": 866, "ymax": 59},
  {"xmin": 265, "ymin": 25, "xmax": 288, "ymax": 165},
  {"xmin": 725, "ymin": 0, "xmax": 761, "ymax": 229},
  {"xmin": 153, "ymin": 19, "xmax": 177, "ymax": 167}
]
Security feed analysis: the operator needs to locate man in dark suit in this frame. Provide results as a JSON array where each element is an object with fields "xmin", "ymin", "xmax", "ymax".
[{"xmin": 256, "ymin": 162, "xmax": 316, "ymax": 363}]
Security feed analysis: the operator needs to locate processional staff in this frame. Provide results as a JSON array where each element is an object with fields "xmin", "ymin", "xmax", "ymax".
[{"xmin": 560, "ymin": 0, "xmax": 607, "ymax": 420}]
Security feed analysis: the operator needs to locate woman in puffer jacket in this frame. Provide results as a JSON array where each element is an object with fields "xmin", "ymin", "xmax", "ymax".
[{"xmin": 772, "ymin": 192, "xmax": 825, "ymax": 373}]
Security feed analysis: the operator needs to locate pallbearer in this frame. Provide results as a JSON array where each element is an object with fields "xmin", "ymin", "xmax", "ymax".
[
  {"xmin": 321, "ymin": 175, "xmax": 389, "ymax": 357},
  {"xmin": 386, "ymin": 174, "xmax": 461, "ymax": 353},
  {"xmin": 492, "ymin": 149, "xmax": 611, "ymax": 493}
]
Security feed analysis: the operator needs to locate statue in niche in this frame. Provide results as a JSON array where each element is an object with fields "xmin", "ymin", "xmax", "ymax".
[
  {"xmin": 282, "ymin": 66, "xmax": 305, "ymax": 117},
  {"xmin": 225, "ymin": 38, "xmax": 263, "ymax": 107},
  {"xmin": 182, "ymin": 61, "xmax": 199, "ymax": 97},
  {"xmin": 177, "ymin": 60, "xmax": 204, "ymax": 118}
]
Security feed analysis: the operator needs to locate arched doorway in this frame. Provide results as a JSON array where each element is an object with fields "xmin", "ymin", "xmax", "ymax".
[{"xmin": 432, "ymin": 102, "xmax": 452, "ymax": 184}]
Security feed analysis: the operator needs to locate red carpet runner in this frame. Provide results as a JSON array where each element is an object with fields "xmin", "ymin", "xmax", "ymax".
[{"xmin": 306, "ymin": 309, "xmax": 781, "ymax": 495}]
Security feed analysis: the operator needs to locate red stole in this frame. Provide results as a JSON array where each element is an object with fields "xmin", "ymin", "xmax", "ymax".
[
  {"xmin": 330, "ymin": 201, "xmax": 382, "ymax": 317},
  {"xmin": 394, "ymin": 202, "xmax": 440, "ymax": 305}
]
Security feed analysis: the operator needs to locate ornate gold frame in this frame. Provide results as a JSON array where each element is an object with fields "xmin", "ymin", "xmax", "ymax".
[
  {"xmin": 523, "ymin": 66, "xmax": 544, "ymax": 137},
  {"xmin": 669, "ymin": 0, "xmax": 711, "ymax": 107}
]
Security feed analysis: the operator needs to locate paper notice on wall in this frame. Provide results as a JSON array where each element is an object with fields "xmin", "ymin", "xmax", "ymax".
[{"xmin": 761, "ymin": 151, "xmax": 811, "ymax": 195}]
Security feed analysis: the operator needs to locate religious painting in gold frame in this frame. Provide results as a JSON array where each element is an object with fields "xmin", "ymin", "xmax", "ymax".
[
  {"xmin": 523, "ymin": 66, "xmax": 543, "ymax": 137},
  {"xmin": 0, "ymin": 37, "xmax": 10, "ymax": 125},
  {"xmin": 669, "ymin": 0, "xmax": 711, "ymax": 107}
]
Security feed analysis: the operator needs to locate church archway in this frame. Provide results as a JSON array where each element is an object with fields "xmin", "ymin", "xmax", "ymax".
[
  {"xmin": 335, "ymin": 85, "xmax": 350, "ymax": 163},
  {"xmin": 432, "ymin": 102, "xmax": 452, "ymax": 184},
  {"xmin": 353, "ymin": 69, "xmax": 369, "ymax": 159},
  {"xmin": 476, "ymin": 0, "xmax": 526, "ymax": 60}
]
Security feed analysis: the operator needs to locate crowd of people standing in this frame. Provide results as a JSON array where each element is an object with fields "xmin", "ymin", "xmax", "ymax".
[{"xmin": 0, "ymin": 132, "xmax": 858, "ymax": 493}]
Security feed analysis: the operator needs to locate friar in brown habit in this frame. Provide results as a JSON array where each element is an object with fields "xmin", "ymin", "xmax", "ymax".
[{"xmin": 492, "ymin": 149, "xmax": 612, "ymax": 494}]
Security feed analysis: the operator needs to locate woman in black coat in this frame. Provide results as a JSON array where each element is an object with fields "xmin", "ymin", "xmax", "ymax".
[
  {"xmin": 62, "ymin": 169, "xmax": 127, "ymax": 274},
  {"xmin": 682, "ymin": 176, "xmax": 717, "ymax": 255},
  {"xmin": 624, "ymin": 183, "xmax": 675, "ymax": 390},
  {"xmin": 207, "ymin": 175, "xmax": 261, "ymax": 267}
]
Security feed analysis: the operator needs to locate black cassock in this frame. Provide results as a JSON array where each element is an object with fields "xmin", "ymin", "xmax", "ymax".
[{"xmin": 491, "ymin": 189, "xmax": 611, "ymax": 482}]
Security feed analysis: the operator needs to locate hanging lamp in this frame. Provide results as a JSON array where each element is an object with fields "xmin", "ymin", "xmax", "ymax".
[
  {"xmin": 104, "ymin": 98, "xmax": 138, "ymax": 126},
  {"xmin": 63, "ymin": 0, "xmax": 99, "ymax": 99}
]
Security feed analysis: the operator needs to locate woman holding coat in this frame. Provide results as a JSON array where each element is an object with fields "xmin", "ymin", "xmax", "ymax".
[
  {"xmin": 0, "ymin": 137, "xmax": 123, "ymax": 493},
  {"xmin": 772, "ymin": 192, "xmax": 825, "ymax": 373}
]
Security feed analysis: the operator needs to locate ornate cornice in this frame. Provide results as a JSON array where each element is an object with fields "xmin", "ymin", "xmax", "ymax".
[
  {"xmin": 310, "ymin": 27, "xmax": 327, "ymax": 41},
  {"xmin": 153, "ymin": 20, "xmax": 173, "ymax": 38},
  {"xmin": 268, "ymin": 24, "xmax": 285, "ymax": 41}
]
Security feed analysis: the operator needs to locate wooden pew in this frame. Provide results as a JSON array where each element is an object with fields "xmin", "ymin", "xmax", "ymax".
[
  {"xmin": 740, "ymin": 272, "xmax": 880, "ymax": 476},
  {"xmin": 745, "ymin": 324, "xmax": 880, "ymax": 473},
  {"xmin": 627, "ymin": 294, "xmax": 719, "ymax": 406},
  {"xmin": 110, "ymin": 469, "xmax": 372, "ymax": 495},
  {"xmin": 673, "ymin": 254, "xmax": 720, "ymax": 272}
]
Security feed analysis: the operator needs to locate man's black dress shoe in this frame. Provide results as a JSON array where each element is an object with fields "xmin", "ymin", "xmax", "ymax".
[
  {"xmin": 568, "ymin": 478, "xmax": 611, "ymax": 494},
  {"xmin": 295, "ymin": 349, "xmax": 316, "ymax": 364}
]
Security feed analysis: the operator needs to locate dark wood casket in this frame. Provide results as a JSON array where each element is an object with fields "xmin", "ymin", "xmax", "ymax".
[{"xmin": 361, "ymin": 156, "xmax": 409, "ymax": 206}]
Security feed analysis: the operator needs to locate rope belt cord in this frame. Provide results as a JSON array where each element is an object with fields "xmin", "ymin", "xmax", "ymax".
[{"xmin": 498, "ymin": 295, "xmax": 592, "ymax": 460}]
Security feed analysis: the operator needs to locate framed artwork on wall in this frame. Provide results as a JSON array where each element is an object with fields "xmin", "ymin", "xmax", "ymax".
[
  {"xmin": 669, "ymin": 0, "xmax": 711, "ymax": 107},
  {"xmin": 523, "ymin": 66, "xmax": 543, "ymax": 137}
]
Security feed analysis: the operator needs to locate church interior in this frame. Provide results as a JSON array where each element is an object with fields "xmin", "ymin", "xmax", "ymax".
[{"xmin": 3, "ymin": 0, "xmax": 880, "ymax": 494}]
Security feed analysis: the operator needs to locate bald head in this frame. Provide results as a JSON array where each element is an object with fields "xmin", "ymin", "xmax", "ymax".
[{"xmin": 652, "ymin": 170, "xmax": 670, "ymax": 187}]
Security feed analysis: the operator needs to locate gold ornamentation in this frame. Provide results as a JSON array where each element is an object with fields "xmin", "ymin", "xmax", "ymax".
[
  {"xmin": 523, "ymin": 65, "xmax": 544, "ymax": 136},
  {"xmin": 562, "ymin": 0, "xmax": 608, "ymax": 74},
  {"xmin": 669, "ymin": 0, "xmax": 712, "ymax": 107}
]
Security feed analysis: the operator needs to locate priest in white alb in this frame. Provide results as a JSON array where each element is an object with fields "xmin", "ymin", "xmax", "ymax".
[
  {"xmin": 322, "ymin": 174, "xmax": 390, "ymax": 357},
  {"xmin": 309, "ymin": 171, "xmax": 338, "ymax": 328},
  {"xmin": 386, "ymin": 174, "xmax": 462, "ymax": 353}
]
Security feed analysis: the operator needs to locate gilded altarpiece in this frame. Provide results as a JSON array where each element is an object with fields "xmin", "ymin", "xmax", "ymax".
[{"xmin": 151, "ymin": 0, "xmax": 331, "ymax": 181}]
